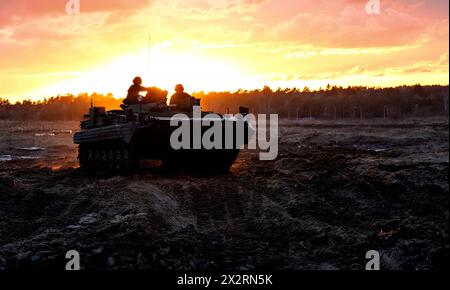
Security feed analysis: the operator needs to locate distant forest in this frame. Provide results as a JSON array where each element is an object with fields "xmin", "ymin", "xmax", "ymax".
[{"xmin": 0, "ymin": 85, "xmax": 448, "ymax": 121}]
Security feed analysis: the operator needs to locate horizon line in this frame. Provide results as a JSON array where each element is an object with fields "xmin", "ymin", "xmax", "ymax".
[{"xmin": 1, "ymin": 83, "xmax": 449, "ymax": 103}]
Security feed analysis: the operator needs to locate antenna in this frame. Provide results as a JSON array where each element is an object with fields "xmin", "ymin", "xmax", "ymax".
[
  {"xmin": 90, "ymin": 95, "xmax": 94, "ymax": 108},
  {"xmin": 147, "ymin": 32, "xmax": 151, "ymax": 82}
]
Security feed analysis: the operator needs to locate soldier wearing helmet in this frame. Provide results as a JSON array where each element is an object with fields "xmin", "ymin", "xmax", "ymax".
[
  {"xmin": 170, "ymin": 84, "xmax": 195, "ymax": 111},
  {"xmin": 123, "ymin": 77, "xmax": 150, "ymax": 105}
]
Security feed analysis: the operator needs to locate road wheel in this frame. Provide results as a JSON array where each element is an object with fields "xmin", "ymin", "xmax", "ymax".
[
  {"xmin": 107, "ymin": 150, "xmax": 115, "ymax": 173},
  {"xmin": 87, "ymin": 149, "xmax": 94, "ymax": 173},
  {"xmin": 94, "ymin": 150, "xmax": 101, "ymax": 172},
  {"xmin": 119, "ymin": 145, "xmax": 137, "ymax": 175},
  {"xmin": 114, "ymin": 149, "xmax": 122, "ymax": 172},
  {"xmin": 100, "ymin": 150, "xmax": 108, "ymax": 172}
]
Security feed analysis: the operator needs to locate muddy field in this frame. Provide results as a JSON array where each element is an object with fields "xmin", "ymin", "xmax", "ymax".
[{"xmin": 0, "ymin": 118, "xmax": 448, "ymax": 270}]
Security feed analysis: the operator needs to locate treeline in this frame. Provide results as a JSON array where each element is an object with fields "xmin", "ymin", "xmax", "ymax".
[
  {"xmin": 194, "ymin": 84, "xmax": 449, "ymax": 119},
  {"xmin": 0, "ymin": 93, "xmax": 122, "ymax": 121},
  {"xmin": 0, "ymin": 85, "xmax": 448, "ymax": 120}
]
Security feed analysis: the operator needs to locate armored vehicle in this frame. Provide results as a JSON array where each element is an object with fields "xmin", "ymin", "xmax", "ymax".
[{"xmin": 73, "ymin": 93, "xmax": 254, "ymax": 175}]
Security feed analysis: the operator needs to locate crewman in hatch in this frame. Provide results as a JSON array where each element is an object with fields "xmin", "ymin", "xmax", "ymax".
[
  {"xmin": 123, "ymin": 77, "xmax": 150, "ymax": 105},
  {"xmin": 169, "ymin": 84, "xmax": 195, "ymax": 111}
]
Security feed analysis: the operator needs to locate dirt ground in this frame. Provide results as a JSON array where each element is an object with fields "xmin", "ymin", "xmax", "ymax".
[{"xmin": 0, "ymin": 118, "xmax": 448, "ymax": 270}]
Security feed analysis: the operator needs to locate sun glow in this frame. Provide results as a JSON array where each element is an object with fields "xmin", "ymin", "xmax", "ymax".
[
  {"xmin": 1, "ymin": 0, "xmax": 448, "ymax": 102},
  {"xmin": 29, "ymin": 45, "xmax": 259, "ymax": 100},
  {"xmin": 24, "ymin": 42, "xmax": 449, "ymax": 102}
]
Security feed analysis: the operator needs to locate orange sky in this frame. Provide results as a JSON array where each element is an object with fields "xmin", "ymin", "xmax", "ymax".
[{"xmin": 0, "ymin": 0, "xmax": 448, "ymax": 102}]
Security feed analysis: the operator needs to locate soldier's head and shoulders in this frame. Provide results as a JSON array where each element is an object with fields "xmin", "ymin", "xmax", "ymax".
[
  {"xmin": 128, "ymin": 77, "xmax": 146, "ymax": 94},
  {"xmin": 123, "ymin": 77, "xmax": 149, "ymax": 106},
  {"xmin": 172, "ymin": 84, "xmax": 192, "ymax": 98}
]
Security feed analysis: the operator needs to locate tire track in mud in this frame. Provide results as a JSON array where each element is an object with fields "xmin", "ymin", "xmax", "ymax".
[
  {"xmin": 126, "ymin": 181, "xmax": 196, "ymax": 232},
  {"xmin": 0, "ymin": 119, "xmax": 448, "ymax": 270},
  {"xmin": 157, "ymin": 177, "xmax": 254, "ymax": 234}
]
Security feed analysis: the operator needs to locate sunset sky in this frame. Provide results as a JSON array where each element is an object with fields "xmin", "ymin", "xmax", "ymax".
[{"xmin": 0, "ymin": 0, "xmax": 448, "ymax": 102}]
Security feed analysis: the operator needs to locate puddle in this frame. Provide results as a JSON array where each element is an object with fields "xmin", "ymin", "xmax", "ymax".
[
  {"xmin": 55, "ymin": 130, "xmax": 73, "ymax": 135},
  {"xmin": 17, "ymin": 156, "xmax": 40, "ymax": 160},
  {"xmin": 66, "ymin": 225, "xmax": 82, "ymax": 230},
  {"xmin": 0, "ymin": 154, "xmax": 41, "ymax": 162},
  {"xmin": 17, "ymin": 147, "xmax": 45, "ymax": 151},
  {"xmin": 372, "ymin": 148, "xmax": 387, "ymax": 153},
  {"xmin": 352, "ymin": 144, "xmax": 389, "ymax": 153},
  {"xmin": 0, "ymin": 155, "xmax": 12, "ymax": 161},
  {"xmin": 35, "ymin": 130, "xmax": 72, "ymax": 137},
  {"xmin": 35, "ymin": 133, "xmax": 56, "ymax": 137}
]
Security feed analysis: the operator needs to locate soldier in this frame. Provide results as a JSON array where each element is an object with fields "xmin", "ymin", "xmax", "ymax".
[
  {"xmin": 123, "ymin": 77, "xmax": 150, "ymax": 106},
  {"xmin": 170, "ymin": 84, "xmax": 195, "ymax": 111}
]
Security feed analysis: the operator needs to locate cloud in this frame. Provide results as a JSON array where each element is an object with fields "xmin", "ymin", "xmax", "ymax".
[
  {"xmin": 207, "ymin": 0, "xmax": 268, "ymax": 13},
  {"xmin": 271, "ymin": 5, "xmax": 433, "ymax": 47},
  {"xmin": 152, "ymin": 0, "xmax": 268, "ymax": 20},
  {"xmin": 0, "ymin": 0, "xmax": 151, "ymax": 27},
  {"xmin": 0, "ymin": 0, "xmax": 447, "ymax": 100},
  {"xmin": 282, "ymin": 44, "xmax": 422, "ymax": 59}
]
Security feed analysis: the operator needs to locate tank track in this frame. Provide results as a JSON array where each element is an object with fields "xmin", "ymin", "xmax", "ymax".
[{"xmin": 78, "ymin": 142, "xmax": 240, "ymax": 175}]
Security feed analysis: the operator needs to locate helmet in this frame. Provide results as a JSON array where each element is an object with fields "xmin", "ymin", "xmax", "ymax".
[
  {"xmin": 175, "ymin": 84, "xmax": 184, "ymax": 93},
  {"xmin": 133, "ymin": 77, "xmax": 142, "ymax": 85}
]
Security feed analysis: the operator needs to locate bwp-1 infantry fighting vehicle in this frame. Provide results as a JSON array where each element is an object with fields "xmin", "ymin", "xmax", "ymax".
[{"xmin": 74, "ymin": 89, "xmax": 254, "ymax": 175}]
